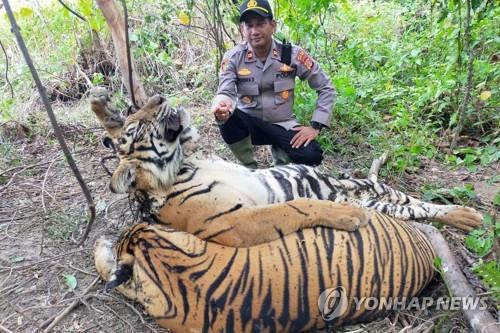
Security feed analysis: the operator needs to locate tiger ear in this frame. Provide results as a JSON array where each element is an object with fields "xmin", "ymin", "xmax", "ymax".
[
  {"xmin": 180, "ymin": 127, "xmax": 200, "ymax": 156},
  {"xmin": 165, "ymin": 107, "xmax": 191, "ymax": 142},
  {"xmin": 110, "ymin": 160, "xmax": 136, "ymax": 193},
  {"xmin": 128, "ymin": 95, "xmax": 165, "ymax": 123},
  {"xmin": 165, "ymin": 125, "xmax": 183, "ymax": 142}
]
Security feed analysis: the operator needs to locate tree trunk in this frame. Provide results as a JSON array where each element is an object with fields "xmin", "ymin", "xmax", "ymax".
[
  {"xmin": 451, "ymin": 0, "xmax": 474, "ymax": 150},
  {"xmin": 96, "ymin": 0, "xmax": 147, "ymax": 107}
]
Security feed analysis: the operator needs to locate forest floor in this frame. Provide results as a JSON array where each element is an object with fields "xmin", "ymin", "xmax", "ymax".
[{"xmin": 0, "ymin": 101, "xmax": 498, "ymax": 333}]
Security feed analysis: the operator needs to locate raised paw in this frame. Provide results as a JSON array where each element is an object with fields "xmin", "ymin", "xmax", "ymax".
[
  {"xmin": 89, "ymin": 87, "xmax": 123, "ymax": 129},
  {"xmin": 435, "ymin": 206, "xmax": 483, "ymax": 232},
  {"xmin": 89, "ymin": 87, "xmax": 111, "ymax": 113}
]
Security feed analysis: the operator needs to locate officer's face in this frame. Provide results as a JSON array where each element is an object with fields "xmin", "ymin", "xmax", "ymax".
[{"xmin": 241, "ymin": 15, "xmax": 276, "ymax": 51}]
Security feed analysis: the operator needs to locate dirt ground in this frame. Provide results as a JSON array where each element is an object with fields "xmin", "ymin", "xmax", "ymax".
[{"xmin": 0, "ymin": 103, "xmax": 498, "ymax": 332}]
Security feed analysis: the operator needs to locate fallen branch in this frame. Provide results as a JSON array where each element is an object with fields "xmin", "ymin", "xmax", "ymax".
[
  {"xmin": 41, "ymin": 276, "xmax": 100, "ymax": 332},
  {"xmin": 0, "ymin": 324, "xmax": 13, "ymax": 333},
  {"xmin": 0, "ymin": 160, "xmax": 52, "ymax": 178},
  {"xmin": 0, "ymin": 248, "xmax": 91, "ymax": 272},
  {"xmin": 411, "ymin": 223, "xmax": 499, "ymax": 333},
  {"xmin": 368, "ymin": 151, "xmax": 389, "ymax": 182}
]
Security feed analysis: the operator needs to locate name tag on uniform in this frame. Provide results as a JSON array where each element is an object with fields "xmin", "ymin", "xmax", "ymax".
[
  {"xmin": 276, "ymin": 72, "xmax": 293, "ymax": 79},
  {"xmin": 237, "ymin": 77, "xmax": 255, "ymax": 83}
]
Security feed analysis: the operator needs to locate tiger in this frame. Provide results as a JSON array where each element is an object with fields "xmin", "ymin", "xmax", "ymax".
[
  {"xmin": 89, "ymin": 89, "xmax": 479, "ymax": 331},
  {"xmin": 89, "ymin": 87, "xmax": 482, "ymax": 248},
  {"xmin": 94, "ymin": 210, "xmax": 437, "ymax": 332}
]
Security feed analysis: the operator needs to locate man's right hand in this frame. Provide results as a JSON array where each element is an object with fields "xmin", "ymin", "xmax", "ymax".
[{"xmin": 213, "ymin": 100, "xmax": 233, "ymax": 122}]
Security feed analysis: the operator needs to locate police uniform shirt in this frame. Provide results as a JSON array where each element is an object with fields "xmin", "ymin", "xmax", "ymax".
[{"xmin": 214, "ymin": 39, "xmax": 336, "ymax": 130}]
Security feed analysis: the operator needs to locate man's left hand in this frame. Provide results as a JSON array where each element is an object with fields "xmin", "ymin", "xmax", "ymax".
[{"xmin": 290, "ymin": 126, "xmax": 320, "ymax": 149}]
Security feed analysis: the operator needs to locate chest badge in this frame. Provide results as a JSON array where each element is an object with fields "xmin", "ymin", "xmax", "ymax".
[
  {"xmin": 238, "ymin": 68, "xmax": 252, "ymax": 76},
  {"xmin": 281, "ymin": 90, "xmax": 290, "ymax": 100},
  {"xmin": 279, "ymin": 64, "xmax": 294, "ymax": 72}
]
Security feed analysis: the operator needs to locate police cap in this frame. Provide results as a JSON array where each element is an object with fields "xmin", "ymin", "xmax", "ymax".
[{"xmin": 239, "ymin": 0, "xmax": 273, "ymax": 22}]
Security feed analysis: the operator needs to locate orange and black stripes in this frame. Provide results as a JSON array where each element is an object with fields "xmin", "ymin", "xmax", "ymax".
[{"xmin": 97, "ymin": 211, "xmax": 437, "ymax": 332}]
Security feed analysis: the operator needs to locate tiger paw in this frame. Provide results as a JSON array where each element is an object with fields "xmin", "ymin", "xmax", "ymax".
[
  {"xmin": 333, "ymin": 204, "xmax": 370, "ymax": 231},
  {"xmin": 435, "ymin": 206, "xmax": 483, "ymax": 231},
  {"xmin": 94, "ymin": 238, "xmax": 116, "ymax": 282},
  {"xmin": 89, "ymin": 87, "xmax": 123, "ymax": 129}
]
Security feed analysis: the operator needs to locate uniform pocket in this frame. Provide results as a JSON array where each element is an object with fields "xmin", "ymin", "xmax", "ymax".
[
  {"xmin": 274, "ymin": 80, "xmax": 295, "ymax": 105},
  {"xmin": 238, "ymin": 83, "xmax": 259, "ymax": 108}
]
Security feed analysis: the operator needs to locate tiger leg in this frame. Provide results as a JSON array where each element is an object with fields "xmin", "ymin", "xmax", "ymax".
[
  {"xmin": 335, "ymin": 179, "xmax": 482, "ymax": 230},
  {"xmin": 360, "ymin": 200, "xmax": 482, "ymax": 231},
  {"xmin": 94, "ymin": 238, "xmax": 139, "ymax": 300},
  {"xmin": 89, "ymin": 87, "xmax": 124, "ymax": 138},
  {"xmin": 202, "ymin": 198, "xmax": 369, "ymax": 247}
]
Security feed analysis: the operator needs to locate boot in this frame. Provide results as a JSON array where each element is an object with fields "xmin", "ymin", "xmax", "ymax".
[
  {"xmin": 228, "ymin": 136, "xmax": 258, "ymax": 169},
  {"xmin": 271, "ymin": 145, "xmax": 291, "ymax": 166}
]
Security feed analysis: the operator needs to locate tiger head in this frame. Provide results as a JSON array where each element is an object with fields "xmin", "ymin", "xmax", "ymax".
[{"xmin": 90, "ymin": 89, "xmax": 199, "ymax": 194}]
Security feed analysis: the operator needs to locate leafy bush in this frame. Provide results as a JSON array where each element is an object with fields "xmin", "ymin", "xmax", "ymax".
[
  {"xmin": 0, "ymin": 0, "xmax": 498, "ymax": 173},
  {"xmin": 465, "ymin": 214, "xmax": 497, "ymax": 256},
  {"xmin": 274, "ymin": 0, "xmax": 498, "ymax": 172}
]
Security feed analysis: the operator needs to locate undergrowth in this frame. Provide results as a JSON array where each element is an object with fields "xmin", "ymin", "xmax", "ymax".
[{"xmin": 0, "ymin": 0, "xmax": 498, "ymax": 318}]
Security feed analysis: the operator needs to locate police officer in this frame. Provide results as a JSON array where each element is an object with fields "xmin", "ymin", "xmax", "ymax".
[{"xmin": 212, "ymin": 0, "xmax": 336, "ymax": 168}]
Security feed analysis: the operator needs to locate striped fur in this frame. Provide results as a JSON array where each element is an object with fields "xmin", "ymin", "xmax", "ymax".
[
  {"xmin": 89, "ymin": 90, "xmax": 479, "ymax": 331},
  {"xmin": 95, "ymin": 211, "xmax": 437, "ymax": 332},
  {"xmin": 89, "ymin": 90, "xmax": 482, "ymax": 246}
]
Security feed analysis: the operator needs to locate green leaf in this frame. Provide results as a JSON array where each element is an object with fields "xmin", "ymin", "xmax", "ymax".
[
  {"xmin": 129, "ymin": 33, "xmax": 139, "ymax": 42},
  {"xmin": 483, "ymin": 214, "xmax": 493, "ymax": 226},
  {"xmin": 449, "ymin": 112, "xmax": 458, "ymax": 126},
  {"xmin": 472, "ymin": 261, "xmax": 500, "ymax": 301},
  {"xmin": 409, "ymin": 144, "xmax": 424, "ymax": 154},
  {"xmin": 433, "ymin": 256, "xmax": 443, "ymax": 274},
  {"xmin": 493, "ymin": 192, "xmax": 500, "ymax": 206},
  {"xmin": 479, "ymin": 90, "xmax": 492, "ymax": 101},
  {"xmin": 92, "ymin": 73, "xmax": 104, "ymax": 85},
  {"xmin": 465, "ymin": 227, "xmax": 494, "ymax": 256},
  {"xmin": 10, "ymin": 256, "xmax": 24, "ymax": 263},
  {"xmin": 19, "ymin": 7, "xmax": 34, "ymax": 18},
  {"xmin": 63, "ymin": 274, "xmax": 77, "ymax": 290}
]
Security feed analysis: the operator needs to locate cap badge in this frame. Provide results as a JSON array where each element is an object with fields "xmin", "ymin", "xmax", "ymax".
[{"xmin": 248, "ymin": 0, "xmax": 258, "ymax": 8}]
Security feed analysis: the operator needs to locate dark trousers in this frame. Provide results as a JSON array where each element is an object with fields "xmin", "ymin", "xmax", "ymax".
[{"xmin": 219, "ymin": 109, "xmax": 323, "ymax": 166}]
